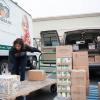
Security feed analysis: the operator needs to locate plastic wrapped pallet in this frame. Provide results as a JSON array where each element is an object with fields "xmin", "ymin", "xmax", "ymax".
[{"xmin": 0, "ymin": 75, "xmax": 20, "ymax": 95}]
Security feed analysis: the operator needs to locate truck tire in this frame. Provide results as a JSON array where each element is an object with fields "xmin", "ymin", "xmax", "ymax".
[
  {"xmin": 0, "ymin": 60, "xmax": 9, "ymax": 74},
  {"xmin": 50, "ymin": 84, "xmax": 57, "ymax": 93}
]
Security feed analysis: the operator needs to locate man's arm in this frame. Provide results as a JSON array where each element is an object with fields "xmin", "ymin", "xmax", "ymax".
[{"xmin": 25, "ymin": 45, "xmax": 41, "ymax": 53}]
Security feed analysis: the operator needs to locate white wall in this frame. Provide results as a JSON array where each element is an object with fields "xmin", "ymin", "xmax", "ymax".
[{"xmin": 33, "ymin": 15, "xmax": 100, "ymax": 38}]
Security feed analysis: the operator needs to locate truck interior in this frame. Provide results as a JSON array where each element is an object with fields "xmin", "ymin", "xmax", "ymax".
[
  {"xmin": 65, "ymin": 29, "xmax": 100, "ymax": 50},
  {"xmin": 64, "ymin": 29, "xmax": 100, "ymax": 73}
]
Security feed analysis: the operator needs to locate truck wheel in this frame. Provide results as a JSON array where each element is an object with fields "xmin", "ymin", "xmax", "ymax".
[
  {"xmin": 0, "ymin": 60, "xmax": 9, "ymax": 74},
  {"xmin": 50, "ymin": 84, "xmax": 57, "ymax": 93}
]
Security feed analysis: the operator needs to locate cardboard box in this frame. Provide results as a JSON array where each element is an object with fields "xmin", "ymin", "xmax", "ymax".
[
  {"xmin": 71, "ymin": 69, "xmax": 89, "ymax": 96},
  {"xmin": 71, "ymin": 69, "xmax": 90, "ymax": 96},
  {"xmin": 56, "ymin": 57, "xmax": 72, "ymax": 68},
  {"xmin": 88, "ymin": 56, "xmax": 95, "ymax": 63},
  {"xmin": 56, "ymin": 45, "xmax": 72, "ymax": 58},
  {"xmin": 72, "ymin": 51, "xmax": 89, "ymax": 96},
  {"xmin": 95, "ymin": 55, "xmax": 100, "ymax": 63},
  {"xmin": 71, "ymin": 86, "xmax": 86, "ymax": 100},
  {"xmin": 41, "ymin": 47, "xmax": 56, "ymax": 63},
  {"xmin": 71, "ymin": 70, "xmax": 87, "ymax": 86},
  {"xmin": 0, "ymin": 75, "xmax": 20, "ymax": 94},
  {"xmin": 73, "ymin": 51, "xmax": 89, "ymax": 67},
  {"xmin": 28, "ymin": 70, "xmax": 46, "ymax": 81},
  {"xmin": 98, "ymin": 82, "xmax": 100, "ymax": 98}
]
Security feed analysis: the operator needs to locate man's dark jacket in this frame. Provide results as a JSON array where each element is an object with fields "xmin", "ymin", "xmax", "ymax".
[{"xmin": 9, "ymin": 44, "xmax": 41, "ymax": 62}]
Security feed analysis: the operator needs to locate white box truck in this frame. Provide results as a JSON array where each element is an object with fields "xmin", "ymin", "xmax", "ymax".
[{"xmin": 0, "ymin": 0, "xmax": 39, "ymax": 74}]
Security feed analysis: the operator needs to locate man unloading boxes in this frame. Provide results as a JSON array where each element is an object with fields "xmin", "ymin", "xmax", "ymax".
[{"xmin": 8, "ymin": 38, "xmax": 41, "ymax": 81}]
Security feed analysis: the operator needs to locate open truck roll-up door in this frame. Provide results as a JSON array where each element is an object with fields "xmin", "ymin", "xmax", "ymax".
[
  {"xmin": 64, "ymin": 29, "xmax": 100, "ymax": 71},
  {"xmin": 40, "ymin": 30, "xmax": 60, "ymax": 64}
]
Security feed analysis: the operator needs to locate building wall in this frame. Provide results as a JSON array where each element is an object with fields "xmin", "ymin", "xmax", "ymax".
[{"xmin": 33, "ymin": 15, "xmax": 100, "ymax": 38}]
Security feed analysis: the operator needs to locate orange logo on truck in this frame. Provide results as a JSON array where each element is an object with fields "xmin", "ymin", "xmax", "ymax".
[{"xmin": 0, "ymin": 0, "xmax": 9, "ymax": 18}]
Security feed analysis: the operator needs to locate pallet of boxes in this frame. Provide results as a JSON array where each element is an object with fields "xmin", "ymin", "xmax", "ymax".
[{"xmin": 56, "ymin": 45, "xmax": 90, "ymax": 100}]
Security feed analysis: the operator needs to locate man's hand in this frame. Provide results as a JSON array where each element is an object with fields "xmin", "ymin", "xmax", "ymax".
[{"xmin": 14, "ymin": 53, "xmax": 20, "ymax": 56}]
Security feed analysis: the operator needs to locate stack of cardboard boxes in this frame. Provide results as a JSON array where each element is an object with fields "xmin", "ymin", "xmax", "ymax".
[
  {"xmin": 73, "ymin": 51, "xmax": 90, "ymax": 96},
  {"xmin": 56, "ymin": 46, "xmax": 89, "ymax": 100},
  {"xmin": 56, "ymin": 46, "xmax": 72, "ymax": 99},
  {"xmin": 71, "ymin": 70, "xmax": 87, "ymax": 100}
]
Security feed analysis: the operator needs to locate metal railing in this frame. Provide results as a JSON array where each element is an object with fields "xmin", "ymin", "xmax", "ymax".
[{"xmin": 38, "ymin": 52, "xmax": 56, "ymax": 75}]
